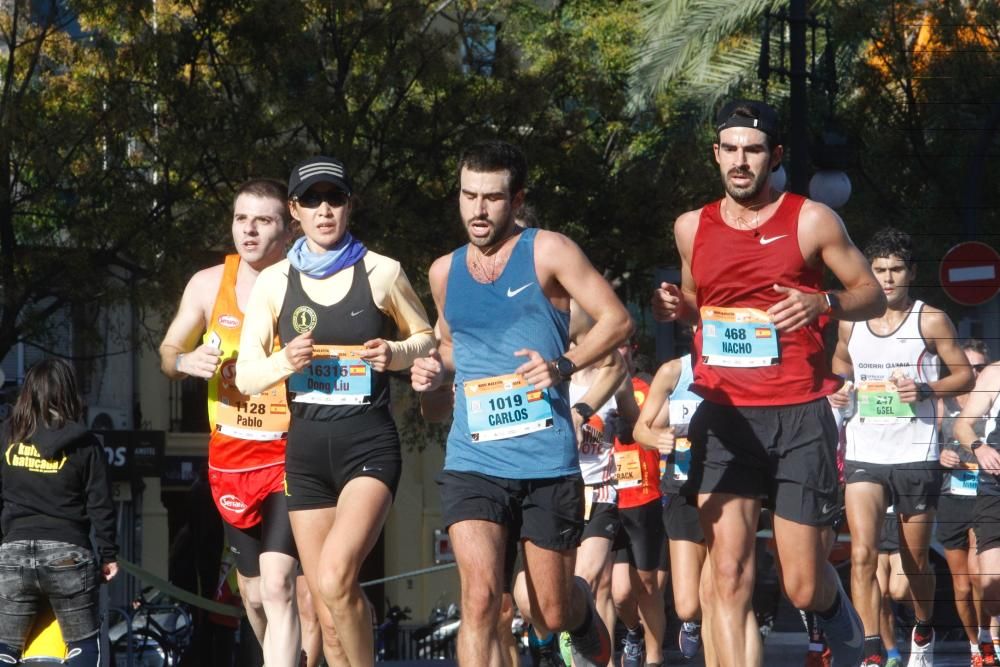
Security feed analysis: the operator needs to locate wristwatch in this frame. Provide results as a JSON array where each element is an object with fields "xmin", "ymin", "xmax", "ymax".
[
  {"xmin": 551, "ymin": 355, "xmax": 577, "ymax": 381},
  {"xmin": 915, "ymin": 382, "xmax": 934, "ymax": 403},
  {"xmin": 572, "ymin": 402, "xmax": 595, "ymax": 421},
  {"xmin": 822, "ymin": 291, "xmax": 840, "ymax": 315},
  {"xmin": 971, "ymin": 439, "xmax": 985, "ymax": 451}
]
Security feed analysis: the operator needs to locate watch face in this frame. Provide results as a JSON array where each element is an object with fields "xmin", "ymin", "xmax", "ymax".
[{"xmin": 556, "ymin": 357, "xmax": 575, "ymax": 377}]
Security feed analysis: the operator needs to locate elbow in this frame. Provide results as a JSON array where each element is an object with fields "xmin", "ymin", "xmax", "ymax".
[
  {"xmin": 865, "ymin": 288, "xmax": 888, "ymax": 319},
  {"xmin": 616, "ymin": 313, "xmax": 636, "ymax": 347}
]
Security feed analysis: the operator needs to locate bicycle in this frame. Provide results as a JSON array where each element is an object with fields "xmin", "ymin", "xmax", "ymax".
[{"xmin": 109, "ymin": 588, "xmax": 193, "ymax": 667}]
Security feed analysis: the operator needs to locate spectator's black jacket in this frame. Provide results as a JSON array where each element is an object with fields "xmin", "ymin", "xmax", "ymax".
[{"xmin": 0, "ymin": 421, "xmax": 117, "ymax": 563}]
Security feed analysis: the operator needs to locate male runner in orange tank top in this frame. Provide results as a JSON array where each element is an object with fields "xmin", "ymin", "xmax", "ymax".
[
  {"xmin": 159, "ymin": 179, "xmax": 318, "ymax": 667},
  {"xmin": 651, "ymin": 100, "xmax": 886, "ymax": 667}
]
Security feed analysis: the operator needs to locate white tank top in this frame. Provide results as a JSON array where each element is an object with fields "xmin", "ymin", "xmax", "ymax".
[
  {"xmin": 845, "ymin": 301, "xmax": 940, "ymax": 463},
  {"xmin": 569, "ymin": 382, "xmax": 618, "ymax": 495}
]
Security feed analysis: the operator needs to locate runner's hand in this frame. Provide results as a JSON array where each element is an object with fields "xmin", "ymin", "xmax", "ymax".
[
  {"xmin": 894, "ymin": 375, "xmax": 919, "ymax": 404},
  {"xmin": 361, "ymin": 338, "xmax": 392, "ymax": 372},
  {"xmin": 767, "ymin": 285, "xmax": 827, "ymax": 332},
  {"xmin": 514, "ymin": 349, "xmax": 557, "ymax": 389},
  {"xmin": 975, "ymin": 445, "xmax": 1000, "ymax": 475},
  {"xmin": 939, "ymin": 449, "xmax": 961, "ymax": 469},
  {"xmin": 827, "ymin": 381, "xmax": 852, "ymax": 409},
  {"xmin": 652, "ymin": 282, "xmax": 684, "ymax": 322},
  {"xmin": 178, "ymin": 343, "xmax": 222, "ymax": 379},
  {"xmin": 653, "ymin": 426, "xmax": 676, "ymax": 455},
  {"xmin": 284, "ymin": 331, "xmax": 315, "ymax": 371},
  {"xmin": 102, "ymin": 561, "xmax": 119, "ymax": 582},
  {"xmin": 411, "ymin": 349, "xmax": 444, "ymax": 392},
  {"xmin": 572, "ymin": 409, "xmax": 585, "ymax": 445}
]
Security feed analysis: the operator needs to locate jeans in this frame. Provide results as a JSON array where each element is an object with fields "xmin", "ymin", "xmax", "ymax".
[{"xmin": 0, "ymin": 540, "xmax": 100, "ymax": 646}]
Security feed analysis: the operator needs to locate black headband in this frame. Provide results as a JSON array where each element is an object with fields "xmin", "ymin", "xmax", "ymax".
[{"xmin": 715, "ymin": 100, "xmax": 782, "ymax": 143}]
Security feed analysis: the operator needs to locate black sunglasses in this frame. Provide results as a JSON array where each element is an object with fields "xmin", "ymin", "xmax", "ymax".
[{"xmin": 295, "ymin": 190, "xmax": 349, "ymax": 208}]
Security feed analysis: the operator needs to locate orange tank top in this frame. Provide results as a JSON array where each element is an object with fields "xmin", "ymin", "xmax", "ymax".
[
  {"xmin": 615, "ymin": 377, "xmax": 661, "ymax": 508},
  {"xmin": 206, "ymin": 255, "xmax": 288, "ymax": 471}
]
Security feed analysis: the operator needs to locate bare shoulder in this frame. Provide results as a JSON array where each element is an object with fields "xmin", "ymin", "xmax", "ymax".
[
  {"xmin": 674, "ymin": 209, "xmax": 702, "ymax": 255},
  {"xmin": 534, "ymin": 228, "xmax": 578, "ymax": 254},
  {"xmin": 799, "ymin": 199, "xmax": 846, "ymax": 239},
  {"xmin": 980, "ymin": 362, "xmax": 1000, "ymax": 387},
  {"xmin": 184, "ymin": 264, "xmax": 225, "ymax": 308},
  {"xmin": 428, "ymin": 253, "xmax": 454, "ymax": 292},
  {"xmin": 918, "ymin": 301, "xmax": 957, "ymax": 333}
]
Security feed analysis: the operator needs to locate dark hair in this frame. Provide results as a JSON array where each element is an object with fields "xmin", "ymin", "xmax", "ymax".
[
  {"xmin": 458, "ymin": 141, "xmax": 528, "ymax": 196},
  {"xmin": 962, "ymin": 338, "xmax": 991, "ymax": 363},
  {"xmin": 9, "ymin": 358, "xmax": 83, "ymax": 444},
  {"xmin": 233, "ymin": 178, "xmax": 291, "ymax": 226},
  {"xmin": 864, "ymin": 227, "xmax": 915, "ymax": 266}
]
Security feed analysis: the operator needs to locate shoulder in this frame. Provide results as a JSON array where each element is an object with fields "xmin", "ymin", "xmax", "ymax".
[
  {"xmin": 980, "ymin": 362, "xmax": 1000, "ymax": 388},
  {"xmin": 429, "ymin": 252, "xmax": 456, "ymax": 286},
  {"xmin": 917, "ymin": 301, "xmax": 957, "ymax": 333},
  {"xmin": 185, "ymin": 264, "xmax": 225, "ymax": 298},
  {"xmin": 674, "ymin": 208, "xmax": 703, "ymax": 249},
  {"xmin": 362, "ymin": 250, "xmax": 403, "ymax": 281},
  {"xmin": 798, "ymin": 198, "xmax": 845, "ymax": 237},
  {"xmin": 257, "ymin": 259, "xmax": 291, "ymax": 286},
  {"xmin": 654, "ymin": 357, "xmax": 683, "ymax": 388},
  {"xmin": 533, "ymin": 229, "xmax": 578, "ymax": 254}
]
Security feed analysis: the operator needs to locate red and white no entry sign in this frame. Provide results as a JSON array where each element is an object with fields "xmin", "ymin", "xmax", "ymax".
[{"xmin": 939, "ymin": 241, "xmax": 1000, "ymax": 306}]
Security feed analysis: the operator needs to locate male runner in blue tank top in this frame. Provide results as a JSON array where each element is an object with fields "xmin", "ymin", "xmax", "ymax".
[{"xmin": 410, "ymin": 141, "xmax": 633, "ymax": 667}]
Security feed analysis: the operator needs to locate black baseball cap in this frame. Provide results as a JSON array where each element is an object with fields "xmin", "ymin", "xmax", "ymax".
[
  {"xmin": 715, "ymin": 100, "xmax": 782, "ymax": 144},
  {"xmin": 288, "ymin": 156, "xmax": 353, "ymax": 198}
]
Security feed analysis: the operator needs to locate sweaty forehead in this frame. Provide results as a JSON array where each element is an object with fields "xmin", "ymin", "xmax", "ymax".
[
  {"xmin": 460, "ymin": 168, "xmax": 511, "ymax": 194},
  {"xmin": 718, "ymin": 126, "xmax": 770, "ymax": 147}
]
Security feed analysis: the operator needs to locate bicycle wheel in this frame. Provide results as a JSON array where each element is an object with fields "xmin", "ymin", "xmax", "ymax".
[{"xmin": 111, "ymin": 629, "xmax": 169, "ymax": 667}]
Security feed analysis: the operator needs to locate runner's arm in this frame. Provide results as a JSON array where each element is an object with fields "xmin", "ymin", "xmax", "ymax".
[
  {"xmin": 912, "ymin": 306, "xmax": 974, "ymax": 401},
  {"xmin": 373, "ymin": 258, "xmax": 435, "ymax": 371},
  {"xmin": 158, "ymin": 267, "xmax": 219, "ymax": 379},
  {"xmin": 633, "ymin": 359, "xmax": 681, "ymax": 450},
  {"xmin": 572, "ymin": 351, "xmax": 626, "ymax": 415},
  {"xmin": 956, "ymin": 364, "xmax": 1000, "ymax": 454},
  {"xmin": 411, "ymin": 256, "xmax": 455, "ymax": 392},
  {"xmin": 234, "ymin": 266, "xmax": 297, "ymax": 395},
  {"xmin": 806, "ymin": 202, "xmax": 886, "ymax": 322},
  {"xmin": 539, "ymin": 232, "xmax": 633, "ymax": 371},
  {"xmin": 652, "ymin": 211, "xmax": 699, "ymax": 325}
]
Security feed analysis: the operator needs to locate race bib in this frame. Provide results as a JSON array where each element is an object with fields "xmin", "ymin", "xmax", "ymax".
[
  {"xmin": 857, "ymin": 381, "xmax": 916, "ymax": 424},
  {"xmin": 949, "ymin": 468, "xmax": 978, "ymax": 496},
  {"xmin": 464, "ymin": 373, "xmax": 553, "ymax": 442},
  {"xmin": 673, "ymin": 438, "xmax": 692, "ymax": 482},
  {"xmin": 615, "ymin": 449, "xmax": 642, "ymax": 489},
  {"xmin": 215, "ymin": 359, "xmax": 289, "ymax": 440},
  {"xmin": 700, "ymin": 307, "xmax": 779, "ymax": 367},
  {"xmin": 289, "ymin": 345, "xmax": 372, "ymax": 405},
  {"xmin": 668, "ymin": 400, "xmax": 700, "ymax": 437}
]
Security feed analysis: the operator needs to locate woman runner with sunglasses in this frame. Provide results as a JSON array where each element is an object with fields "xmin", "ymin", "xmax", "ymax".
[{"xmin": 236, "ymin": 156, "xmax": 434, "ymax": 666}]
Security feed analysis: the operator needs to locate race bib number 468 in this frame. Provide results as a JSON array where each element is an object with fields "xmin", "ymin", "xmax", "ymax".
[
  {"xmin": 464, "ymin": 373, "xmax": 554, "ymax": 442},
  {"xmin": 700, "ymin": 306, "xmax": 779, "ymax": 367}
]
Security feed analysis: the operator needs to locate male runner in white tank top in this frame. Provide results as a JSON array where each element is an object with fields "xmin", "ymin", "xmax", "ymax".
[{"xmin": 830, "ymin": 227, "xmax": 972, "ymax": 667}]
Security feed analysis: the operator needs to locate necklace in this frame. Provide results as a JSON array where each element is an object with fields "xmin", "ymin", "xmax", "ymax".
[
  {"xmin": 722, "ymin": 200, "xmax": 765, "ymax": 236},
  {"xmin": 468, "ymin": 225, "xmax": 520, "ymax": 284}
]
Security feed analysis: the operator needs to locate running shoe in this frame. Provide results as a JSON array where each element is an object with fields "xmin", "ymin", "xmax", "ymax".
[
  {"xmin": 817, "ymin": 575, "xmax": 864, "ymax": 667},
  {"xmin": 907, "ymin": 627, "xmax": 934, "ymax": 667},
  {"xmin": 678, "ymin": 621, "xmax": 701, "ymax": 659},
  {"xmin": 982, "ymin": 641, "xmax": 999, "ymax": 667},
  {"xmin": 976, "ymin": 653, "xmax": 986, "ymax": 667},
  {"xmin": 804, "ymin": 645, "xmax": 832, "ymax": 667},
  {"xmin": 558, "ymin": 631, "xmax": 572, "ymax": 667},
  {"xmin": 860, "ymin": 655, "xmax": 884, "ymax": 667},
  {"xmin": 535, "ymin": 645, "xmax": 565, "ymax": 667},
  {"xmin": 621, "ymin": 627, "xmax": 644, "ymax": 667},
  {"xmin": 567, "ymin": 578, "xmax": 612, "ymax": 667}
]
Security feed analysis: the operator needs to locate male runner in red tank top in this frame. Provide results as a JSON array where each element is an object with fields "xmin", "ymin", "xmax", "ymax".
[
  {"xmin": 159, "ymin": 179, "xmax": 320, "ymax": 667},
  {"xmin": 652, "ymin": 100, "xmax": 886, "ymax": 667}
]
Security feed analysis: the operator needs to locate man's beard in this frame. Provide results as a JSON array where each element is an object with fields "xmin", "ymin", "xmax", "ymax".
[{"xmin": 722, "ymin": 167, "xmax": 769, "ymax": 203}]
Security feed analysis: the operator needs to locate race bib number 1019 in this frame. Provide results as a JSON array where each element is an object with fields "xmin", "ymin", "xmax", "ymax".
[{"xmin": 464, "ymin": 373, "xmax": 554, "ymax": 442}]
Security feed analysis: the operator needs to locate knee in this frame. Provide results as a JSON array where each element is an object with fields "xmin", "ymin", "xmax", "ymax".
[
  {"xmin": 240, "ymin": 577, "xmax": 264, "ymax": 613},
  {"xmin": 711, "ymin": 558, "xmax": 752, "ymax": 599},
  {"xmin": 461, "ymin": 582, "xmax": 503, "ymax": 628},
  {"xmin": 850, "ymin": 544, "xmax": 878, "ymax": 573},
  {"xmin": 316, "ymin": 563, "xmax": 357, "ymax": 609},
  {"xmin": 258, "ymin": 570, "xmax": 296, "ymax": 607},
  {"xmin": 674, "ymin": 596, "xmax": 700, "ymax": 621},
  {"xmin": 782, "ymin": 575, "xmax": 820, "ymax": 611},
  {"xmin": 952, "ymin": 575, "xmax": 972, "ymax": 601}
]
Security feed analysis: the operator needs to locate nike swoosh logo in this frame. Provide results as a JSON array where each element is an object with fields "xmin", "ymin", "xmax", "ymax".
[
  {"xmin": 759, "ymin": 234, "xmax": 788, "ymax": 245},
  {"xmin": 351, "ymin": 309, "xmax": 364, "ymax": 317},
  {"xmin": 507, "ymin": 283, "xmax": 533, "ymax": 297}
]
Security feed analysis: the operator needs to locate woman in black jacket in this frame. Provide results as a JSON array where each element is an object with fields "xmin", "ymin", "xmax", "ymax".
[{"xmin": 0, "ymin": 358, "xmax": 118, "ymax": 666}]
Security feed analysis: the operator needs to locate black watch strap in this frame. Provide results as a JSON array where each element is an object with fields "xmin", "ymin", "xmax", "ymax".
[
  {"xmin": 915, "ymin": 382, "xmax": 934, "ymax": 403},
  {"xmin": 972, "ymin": 439, "xmax": 985, "ymax": 451},
  {"xmin": 572, "ymin": 402, "xmax": 595, "ymax": 421}
]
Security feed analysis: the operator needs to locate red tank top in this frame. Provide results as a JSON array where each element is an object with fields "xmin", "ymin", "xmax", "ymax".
[
  {"xmin": 615, "ymin": 377, "xmax": 661, "ymax": 508},
  {"xmin": 690, "ymin": 194, "xmax": 840, "ymax": 406},
  {"xmin": 207, "ymin": 255, "xmax": 288, "ymax": 471}
]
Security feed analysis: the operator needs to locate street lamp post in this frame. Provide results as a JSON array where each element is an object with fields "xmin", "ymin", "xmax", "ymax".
[{"xmin": 788, "ymin": 0, "xmax": 809, "ymax": 195}]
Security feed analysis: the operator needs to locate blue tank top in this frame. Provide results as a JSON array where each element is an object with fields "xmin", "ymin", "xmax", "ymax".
[
  {"xmin": 444, "ymin": 228, "xmax": 576, "ymax": 478},
  {"xmin": 661, "ymin": 355, "xmax": 702, "ymax": 494}
]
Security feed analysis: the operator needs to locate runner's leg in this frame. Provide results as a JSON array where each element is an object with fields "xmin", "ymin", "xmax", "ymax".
[{"xmin": 453, "ymin": 518, "xmax": 508, "ymax": 667}]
